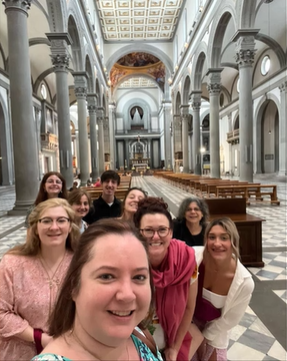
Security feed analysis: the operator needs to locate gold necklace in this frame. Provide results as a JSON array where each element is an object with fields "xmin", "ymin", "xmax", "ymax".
[{"xmin": 39, "ymin": 252, "xmax": 66, "ymax": 314}]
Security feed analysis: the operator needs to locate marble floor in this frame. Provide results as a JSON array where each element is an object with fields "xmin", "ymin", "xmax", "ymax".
[{"xmin": 0, "ymin": 175, "xmax": 286, "ymax": 360}]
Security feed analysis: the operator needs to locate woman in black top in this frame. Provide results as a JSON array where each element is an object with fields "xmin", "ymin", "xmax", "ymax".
[{"xmin": 173, "ymin": 197, "xmax": 209, "ymax": 247}]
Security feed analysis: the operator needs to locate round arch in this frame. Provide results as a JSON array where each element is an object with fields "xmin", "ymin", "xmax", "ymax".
[
  {"xmin": 116, "ymin": 89, "xmax": 159, "ymax": 110},
  {"xmin": 106, "ymin": 44, "xmax": 173, "ymax": 74},
  {"xmin": 85, "ymin": 54, "xmax": 95, "ymax": 93},
  {"xmin": 46, "ymin": 0, "xmax": 68, "ymax": 32},
  {"xmin": 236, "ymin": 0, "xmax": 257, "ymax": 29},
  {"xmin": 113, "ymin": 73, "xmax": 162, "ymax": 93},
  {"xmin": 192, "ymin": 42, "xmax": 208, "ymax": 90},
  {"xmin": 208, "ymin": 5, "xmax": 237, "ymax": 68},
  {"xmin": 68, "ymin": 14, "xmax": 84, "ymax": 71},
  {"xmin": 182, "ymin": 75, "xmax": 191, "ymax": 104}
]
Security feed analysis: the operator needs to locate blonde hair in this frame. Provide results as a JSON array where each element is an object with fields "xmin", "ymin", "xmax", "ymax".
[
  {"xmin": 7, "ymin": 198, "xmax": 80, "ymax": 256},
  {"xmin": 204, "ymin": 217, "xmax": 240, "ymax": 261}
]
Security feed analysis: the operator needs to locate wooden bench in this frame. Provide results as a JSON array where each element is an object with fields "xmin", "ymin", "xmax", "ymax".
[
  {"xmin": 216, "ymin": 184, "xmax": 280, "ymax": 205},
  {"xmin": 205, "ymin": 198, "xmax": 265, "ymax": 267}
]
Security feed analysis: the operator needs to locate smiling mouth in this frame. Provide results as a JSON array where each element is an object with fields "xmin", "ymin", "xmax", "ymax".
[
  {"xmin": 108, "ymin": 310, "xmax": 134, "ymax": 317},
  {"xmin": 149, "ymin": 242, "xmax": 163, "ymax": 247}
]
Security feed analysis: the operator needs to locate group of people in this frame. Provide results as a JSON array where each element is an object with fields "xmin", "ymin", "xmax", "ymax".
[{"xmin": 0, "ymin": 170, "xmax": 255, "ymax": 361}]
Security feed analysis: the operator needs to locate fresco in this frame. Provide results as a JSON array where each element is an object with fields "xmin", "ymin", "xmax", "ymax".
[
  {"xmin": 117, "ymin": 52, "xmax": 160, "ymax": 67},
  {"xmin": 110, "ymin": 52, "xmax": 165, "ymax": 91}
]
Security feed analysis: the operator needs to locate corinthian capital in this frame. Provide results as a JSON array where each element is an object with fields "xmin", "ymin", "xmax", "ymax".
[
  {"xmin": 235, "ymin": 49, "xmax": 256, "ymax": 67},
  {"xmin": 2, "ymin": 0, "xmax": 31, "ymax": 12},
  {"xmin": 74, "ymin": 87, "xmax": 87, "ymax": 99},
  {"xmin": 279, "ymin": 81, "xmax": 287, "ymax": 93},
  {"xmin": 192, "ymin": 102, "xmax": 201, "ymax": 111},
  {"xmin": 207, "ymin": 83, "xmax": 221, "ymax": 95},
  {"xmin": 51, "ymin": 54, "xmax": 69, "ymax": 70}
]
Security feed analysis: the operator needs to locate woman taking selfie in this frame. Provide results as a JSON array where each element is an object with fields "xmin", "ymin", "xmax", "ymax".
[
  {"xmin": 32, "ymin": 219, "xmax": 163, "ymax": 361},
  {"xmin": 0, "ymin": 198, "xmax": 78, "ymax": 360},
  {"xmin": 134, "ymin": 197, "xmax": 200, "ymax": 361},
  {"xmin": 192, "ymin": 218, "xmax": 254, "ymax": 361}
]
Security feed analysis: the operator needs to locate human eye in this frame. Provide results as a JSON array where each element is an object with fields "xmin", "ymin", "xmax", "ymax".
[
  {"xmin": 221, "ymin": 235, "xmax": 230, "ymax": 241},
  {"xmin": 41, "ymin": 218, "xmax": 52, "ymax": 225},
  {"xmin": 99, "ymin": 274, "xmax": 114, "ymax": 281},
  {"xmin": 144, "ymin": 229, "xmax": 153, "ymax": 237},
  {"xmin": 159, "ymin": 227, "xmax": 168, "ymax": 235},
  {"xmin": 57, "ymin": 218, "xmax": 68, "ymax": 224},
  {"xmin": 208, "ymin": 234, "xmax": 216, "ymax": 240},
  {"xmin": 133, "ymin": 274, "xmax": 147, "ymax": 282}
]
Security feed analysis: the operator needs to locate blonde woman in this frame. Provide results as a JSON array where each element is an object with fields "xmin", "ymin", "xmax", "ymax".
[
  {"xmin": 0, "ymin": 198, "xmax": 79, "ymax": 361},
  {"xmin": 192, "ymin": 218, "xmax": 254, "ymax": 361}
]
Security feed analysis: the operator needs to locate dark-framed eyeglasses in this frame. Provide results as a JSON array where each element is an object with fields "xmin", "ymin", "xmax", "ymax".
[{"xmin": 140, "ymin": 227, "xmax": 170, "ymax": 239}]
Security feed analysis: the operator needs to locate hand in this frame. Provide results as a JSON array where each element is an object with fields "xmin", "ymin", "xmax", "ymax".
[
  {"xmin": 164, "ymin": 347, "xmax": 178, "ymax": 361},
  {"xmin": 41, "ymin": 333, "xmax": 52, "ymax": 348}
]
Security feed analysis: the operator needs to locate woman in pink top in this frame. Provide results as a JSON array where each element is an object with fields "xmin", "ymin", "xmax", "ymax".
[
  {"xmin": 134, "ymin": 197, "xmax": 201, "ymax": 361},
  {"xmin": 0, "ymin": 198, "xmax": 79, "ymax": 361}
]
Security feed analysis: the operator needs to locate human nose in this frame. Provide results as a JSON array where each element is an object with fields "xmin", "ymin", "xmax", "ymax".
[
  {"xmin": 49, "ymin": 220, "xmax": 60, "ymax": 229},
  {"xmin": 116, "ymin": 279, "xmax": 136, "ymax": 302},
  {"xmin": 152, "ymin": 230, "xmax": 160, "ymax": 240}
]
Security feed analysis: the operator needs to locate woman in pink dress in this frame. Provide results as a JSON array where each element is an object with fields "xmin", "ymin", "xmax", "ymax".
[{"xmin": 0, "ymin": 198, "xmax": 79, "ymax": 361}]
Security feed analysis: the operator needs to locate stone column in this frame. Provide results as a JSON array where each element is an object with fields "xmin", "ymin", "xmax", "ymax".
[
  {"xmin": 87, "ymin": 94, "xmax": 98, "ymax": 181},
  {"xmin": 73, "ymin": 72, "xmax": 90, "ymax": 185},
  {"xmin": 3, "ymin": 0, "xmax": 39, "ymax": 213},
  {"xmin": 191, "ymin": 91, "xmax": 202, "ymax": 175},
  {"xmin": 232, "ymin": 30, "xmax": 258, "ymax": 182},
  {"xmin": 180, "ymin": 105, "xmax": 190, "ymax": 173},
  {"xmin": 46, "ymin": 33, "xmax": 73, "ymax": 188},
  {"xmin": 206, "ymin": 68, "xmax": 222, "ymax": 178},
  {"xmin": 279, "ymin": 81, "xmax": 287, "ymax": 175},
  {"xmin": 162, "ymin": 101, "xmax": 172, "ymax": 169},
  {"xmin": 97, "ymin": 107, "xmax": 105, "ymax": 175},
  {"xmin": 109, "ymin": 102, "xmax": 116, "ymax": 170}
]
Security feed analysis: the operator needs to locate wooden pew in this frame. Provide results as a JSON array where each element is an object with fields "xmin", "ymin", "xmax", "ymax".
[
  {"xmin": 216, "ymin": 184, "xmax": 280, "ymax": 205},
  {"xmin": 205, "ymin": 198, "xmax": 265, "ymax": 267}
]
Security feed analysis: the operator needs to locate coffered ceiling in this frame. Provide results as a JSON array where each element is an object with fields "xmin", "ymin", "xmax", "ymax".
[{"xmin": 95, "ymin": 0, "xmax": 185, "ymax": 42}]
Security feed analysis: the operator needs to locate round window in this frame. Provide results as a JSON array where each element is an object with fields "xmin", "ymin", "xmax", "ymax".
[
  {"xmin": 40, "ymin": 83, "xmax": 47, "ymax": 100},
  {"xmin": 261, "ymin": 55, "xmax": 271, "ymax": 76}
]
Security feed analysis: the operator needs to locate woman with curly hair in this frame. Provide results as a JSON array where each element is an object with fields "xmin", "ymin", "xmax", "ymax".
[
  {"xmin": 134, "ymin": 197, "xmax": 202, "ymax": 361},
  {"xmin": 173, "ymin": 197, "xmax": 209, "ymax": 247}
]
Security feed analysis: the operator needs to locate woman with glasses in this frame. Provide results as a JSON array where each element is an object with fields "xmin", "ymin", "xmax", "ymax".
[
  {"xmin": 32, "ymin": 219, "xmax": 163, "ymax": 361},
  {"xmin": 0, "ymin": 198, "xmax": 79, "ymax": 361},
  {"xmin": 68, "ymin": 189, "xmax": 91, "ymax": 234},
  {"xmin": 173, "ymin": 197, "xmax": 209, "ymax": 247},
  {"xmin": 192, "ymin": 218, "xmax": 254, "ymax": 361},
  {"xmin": 119, "ymin": 187, "xmax": 148, "ymax": 223},
  {"xmin": 134, "ymin": 197, "xmax": 201, "ymax": 361},
  {"xmin": 25, "ymin": 172, "xmax": 68, "ymax": 228}
]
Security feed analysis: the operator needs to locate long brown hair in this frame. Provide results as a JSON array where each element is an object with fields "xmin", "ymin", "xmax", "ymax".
[
  {"xmin": 67, "ymin": 188, "xmax": 92, "ymax": 208},
  {"xmin": 7, "ymin": 199, "xmax": 79, "ymax": 256},
  {"xmin": 48, "ymin": 219, "xmax": 155, "ymax": 336},
  {"xmin": 34, "ymin": 172, "xmax": 68, "ymax": 205}
]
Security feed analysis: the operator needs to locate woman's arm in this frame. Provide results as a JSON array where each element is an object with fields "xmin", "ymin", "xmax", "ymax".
[
  {"xmin": 165, "ymin": 279, "xmax": 198, "ymax": 361},
  {"xmin": 203, "ymin": 277, "xmax": 254, "ymax": 344}
]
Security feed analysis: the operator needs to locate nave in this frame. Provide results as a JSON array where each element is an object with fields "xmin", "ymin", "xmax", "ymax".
[{"xmin": 0, "ymin": 175, "xmax": 286, "ymax": 361}]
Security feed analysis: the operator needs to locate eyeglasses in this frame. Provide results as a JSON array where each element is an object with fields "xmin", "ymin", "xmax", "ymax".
[
  {"xmin": 140, "ymin": 227, "xmax": 170, "ymax": 239},
  {"xmin": 186, "ymin": 207, "xmax": 201, "ymax": 212},
  {"xmin": 38, "ymin": 217, "xmax": 70, "ymax": 228},
  {"xmin": 46, "ymin": 179, "xmax": 62, "ymax": 185}
]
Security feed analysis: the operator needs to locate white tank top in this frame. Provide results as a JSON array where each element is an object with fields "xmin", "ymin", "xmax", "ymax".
[{"xmin": 202, "ymin": 288, "xmax": 227, "ymax": 309}]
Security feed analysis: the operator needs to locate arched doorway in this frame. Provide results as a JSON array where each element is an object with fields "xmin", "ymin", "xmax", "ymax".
[{"xmin": 261, "ymin": 100, "xmax": 279, "ymax": 173}]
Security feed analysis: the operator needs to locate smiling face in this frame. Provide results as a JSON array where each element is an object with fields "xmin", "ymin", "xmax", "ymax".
[
  {"xmin": 124, "ymin": 189, "xmax": 146, "ymax": 215},
  {"xmin": 102, "ymin": 179, "xmax": 118, "ymax": 198},
  {"xmin": 73, "ymin": 233, "xmax": 151, "ymax": 347},
  {"xmin": 184, "ymin": 201, "xmax": 203, "ymax": 226},
  {"xmin": 140, "ymin": 213, "xmax": 172, "ymax": 268},
  {"xmin": 206, "ymin": 225, "xmax": 232, "ymax": 260},
  {"xmin": 44, "ymin": 175, "xmax": 63, "ymax": 198},
  {"xmin": 71, "ymin": 195, "xmax": 90, "ymax": 219},
  {"xmin": 37, "ymin": 206, "xmax": 71, "ymax": 250}
]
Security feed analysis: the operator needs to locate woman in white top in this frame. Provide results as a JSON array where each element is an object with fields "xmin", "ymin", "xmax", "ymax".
[{"xmin": 192, "ymin": 217, "xmax": 254, "ymax": 361}]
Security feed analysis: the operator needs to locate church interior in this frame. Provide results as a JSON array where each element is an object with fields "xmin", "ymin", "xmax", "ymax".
[{"xmin": 0, "ymin": 0, "xmax": 286, "ymax": 360}]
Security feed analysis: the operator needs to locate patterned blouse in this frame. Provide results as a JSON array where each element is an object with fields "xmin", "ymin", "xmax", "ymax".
[
  {"xmin": 0, "ymin": 252, "xmax": 73, "ymax": 361},
  {"xmin": 32, "ymin": 334, "xmax": 163, "ymax": 361}
]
